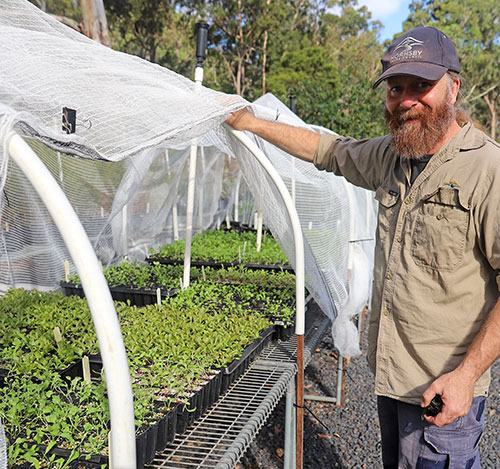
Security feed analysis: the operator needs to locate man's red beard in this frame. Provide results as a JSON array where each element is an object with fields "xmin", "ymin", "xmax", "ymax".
[{"xmin": 384, "ymin": 95, "xmax": 456, "ymax": 160}]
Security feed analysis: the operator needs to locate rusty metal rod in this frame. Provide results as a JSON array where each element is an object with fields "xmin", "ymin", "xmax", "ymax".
[{"xmin": 296, "ymin": 333, "xmax": 304, "ymax": 469}]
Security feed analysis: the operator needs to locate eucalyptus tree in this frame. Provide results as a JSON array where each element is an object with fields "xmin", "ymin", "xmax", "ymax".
[
  {"xmin": 404, "ymin": 0, "xmax": 500, "ymax": 140},
  {"xmin": 320, "ymin": 1, "xmax": 385, "ymax": 137},
  {"xmin": 277, "ymin": 0, "xmax": 385, "ymax": 138},
  {"xmin": 28, "ymin": 0, "xmax": 91, "ymax": 34},
  {"xmin": 199, "ymin": 0, "xmax": 315, "ymax": 101},
  {"xmin": 104, "ymin": 0, "xmax": 200, "ymax": 76}
]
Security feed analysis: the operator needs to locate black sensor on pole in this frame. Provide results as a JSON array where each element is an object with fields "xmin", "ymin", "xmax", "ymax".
[
  {"xmin": 196, "ymin": 22, "xmax": 209, "ymax": 67},
  {"xmin": 289, "ymin": 95, "xmax": 296, "ymax": 114}
]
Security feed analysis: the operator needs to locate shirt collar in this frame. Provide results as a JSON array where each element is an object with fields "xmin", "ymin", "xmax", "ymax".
[{"xmin": 455, "ymin": 122, "xmax": 488, "ymax": 151}]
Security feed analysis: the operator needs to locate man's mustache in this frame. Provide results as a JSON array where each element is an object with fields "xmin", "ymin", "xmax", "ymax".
[{"xmin": 390, "ymin": 107, "xmax": 431, "ymax": 125}]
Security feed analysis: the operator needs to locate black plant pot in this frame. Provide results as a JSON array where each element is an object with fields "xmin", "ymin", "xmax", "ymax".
[
  {"xmin": 60, "ymin": 282, "xmax": 177, "ymax": 307},
  {"xmin": 155, "ymin": 406, "xmax": 177, "ymax": 452},
  {"xmin": 145, "ymin": 421, "xmax": 159, "ymax": 465},
  {"xmin": 0, "ymin": 368, "xmax": 8, "ymax": 388},
  {"xmin": 146, "ymin": 257, "xmax": 293, "ymax": 272},
  {"xmin": 59, "ymin": 353, "xmax": 103, "ymax": 382},
  {"xmin": 175, "ymin": 390, "xmax": 200, "ymax": 435},
  {"xmin": 221, "ymin": 325, "xmax": 275, "ymax": 394},
  {"xmin": 206, "ymin": 370, "xmax": 222, "ymax": 409},
  {"xmin": 274, "ymin": 321, "xmax": 295, "ymax": 341}
]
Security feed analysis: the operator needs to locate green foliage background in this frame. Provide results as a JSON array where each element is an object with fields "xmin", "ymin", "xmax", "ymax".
[{"xmin": 34, "ymin": 0, "xmax": 499, "ymax": 140}]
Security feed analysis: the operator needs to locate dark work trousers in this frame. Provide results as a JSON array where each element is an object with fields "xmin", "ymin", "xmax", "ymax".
[{"xmin": 377, "ymin": 395, "xmax": 485, "ymax": 469}]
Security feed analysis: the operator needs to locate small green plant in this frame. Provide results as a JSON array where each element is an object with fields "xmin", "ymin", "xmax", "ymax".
[
  {"xmin": 67, "ymin": 261, "xmax": 189, "ymax": 292},
  {"xmin": 0, "ymin": 285, "xmax": 280, "ymax": 465},
  {"xmin": 0, "ymin": 290, "xmax": 99, "ymax": 376},
  {"xmin": 0, "ymin": 372, "xmax": 111, "ymax": 466},
  {"xmin": 148, "ymin": 228, "xmax": 289, "ymax": 266}
]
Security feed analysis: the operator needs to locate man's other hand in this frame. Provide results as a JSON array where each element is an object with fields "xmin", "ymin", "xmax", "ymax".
[{"xmin": 421, "ymin": 369, "xmax": 474, "ymax": 426}]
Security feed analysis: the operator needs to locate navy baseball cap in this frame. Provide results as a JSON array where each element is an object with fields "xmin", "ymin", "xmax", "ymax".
[{"xmin": 373, "ymin": 26, "xmax": 460, "ymax": 89}]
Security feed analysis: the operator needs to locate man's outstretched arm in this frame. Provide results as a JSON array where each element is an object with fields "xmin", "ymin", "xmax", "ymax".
[{"xmin": 225, "ymin": 108, "xmax": 321, "ymax": 163}]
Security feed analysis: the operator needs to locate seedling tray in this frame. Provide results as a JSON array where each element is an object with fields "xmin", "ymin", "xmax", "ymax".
[
  {"xmin": 60, "ymin": 282, "xmax": 177, "ymax": 306},
  {"xmin": 59, "ymin": 353, "xmax": 103, "ymax": 382},
  {"xmin": 273, "ymin": 320, "xmax": 295, "ymax": 341},
  {"xmin": 221, "ymin": 325, "xmax": 275, "ymax": 394},
  {"xmin": 273, "ymin": 296, "xmax": 313, "ymax": 341},
  {"xmin": 152, "ymin": 370, "xmax": 223, "ymax": 451},
  {"xmin": 145, "ymin": 257, "xmax": 294, "ymax": 272},
  {"xmin": 16, "ymin": 422, "xmax": 158, "ymax": 469}
]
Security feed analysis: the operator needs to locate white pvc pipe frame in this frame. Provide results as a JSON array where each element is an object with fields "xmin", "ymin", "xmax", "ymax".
[
  {"xmin": 226, "ymin": 126, "xmax": 306, "ymax": 467},
  {"xmin": 225, "ymin": 125, "xmax": 306, "ymax": 335},
  {"xmin": 7, "ymin": 132, "xmax": 136, "ymax": 468},
  {"xmin": 182, "ymin": 66, "xmax": 205, "ymax": 289}
]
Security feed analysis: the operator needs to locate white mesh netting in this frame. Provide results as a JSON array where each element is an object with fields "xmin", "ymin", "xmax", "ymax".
[{"xmin": 0, "ymin": 0, "xmax": 377, "ymax": 358}]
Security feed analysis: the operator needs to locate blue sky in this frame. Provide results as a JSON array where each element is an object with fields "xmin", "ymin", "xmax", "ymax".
[{"xmin": 358, "ymin": 0, "xmax": 412, "ymax": 42}]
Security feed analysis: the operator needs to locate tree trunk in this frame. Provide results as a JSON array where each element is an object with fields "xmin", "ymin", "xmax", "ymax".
[
  {"xmin": 34, "ymin": 0, "xmax": 47, "ymax": 11},
  {"xmin": 51, "ymin": 14, "xmax": 81, "ymax": 32},
  {"xmin": 261, "ymin": 0, "xmax": 272, "ymax": 96},
  {"xmin": 262, "ymin": 30, "xmax": 268, "ymax": 96},
  {"xmin": 484, "ymin": 93, "xmax": 498, "ymax": 141},
  {"xmin": 236, "ymin": 0, "xmax": 244, "ymax": 96},
  {"xmin": 80, "ymin": 0, "xmax": 110, "ymax": 47}
]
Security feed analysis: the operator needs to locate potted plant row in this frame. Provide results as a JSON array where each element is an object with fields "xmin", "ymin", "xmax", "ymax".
[
  {"xmin": 62, "ymin": 262, "xmax": 299, "ymax": 332},
  {"xmin": 61, "ymin": 261, "xmax": 186, "ymax": 306},
  {"xmin": 146, "ymin": 227, "xmax": 293, "ymax": 271},
  {"xmin": 62, "ymin": 263, "xmax": 300, "ymax": 382}
]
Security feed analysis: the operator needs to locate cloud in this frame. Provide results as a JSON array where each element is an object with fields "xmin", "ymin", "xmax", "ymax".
[{"xmin": 357, "ymin": 0, "xmax": 404, "ymax": 18}]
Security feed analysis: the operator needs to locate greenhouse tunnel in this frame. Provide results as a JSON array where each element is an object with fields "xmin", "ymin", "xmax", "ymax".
[{"xmin": 0, "ymin": 0, "xmax": 377, "ymax": 467}]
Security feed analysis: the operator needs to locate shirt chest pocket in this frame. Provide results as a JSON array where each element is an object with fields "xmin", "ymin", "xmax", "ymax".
[
  {"xmin": 411, "ymin": 187, "xmax": 470, "ymax": 271},
  {"xmin": 375, "ymin": 186, "xmax": 400, "ymax": 235}
]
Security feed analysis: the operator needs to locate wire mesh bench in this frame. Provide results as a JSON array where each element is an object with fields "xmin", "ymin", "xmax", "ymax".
[{"xmin": 145, "ymin": 303, "xmax": 330, "ymax": 469}]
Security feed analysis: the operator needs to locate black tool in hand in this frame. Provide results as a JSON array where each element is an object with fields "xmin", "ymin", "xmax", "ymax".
[{"xmin": 423, "ymin": 394, "xmax": 443, "ymax": 417}]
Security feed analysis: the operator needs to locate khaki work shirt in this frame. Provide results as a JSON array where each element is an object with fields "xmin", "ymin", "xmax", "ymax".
[{"xmin": 314, "ymin": 123, "xmax": 500, "ymax": 404}]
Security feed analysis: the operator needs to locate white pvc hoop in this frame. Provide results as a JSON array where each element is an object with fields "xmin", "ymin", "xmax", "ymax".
[
  {"xmin": 7, "ymin": 132, "xmax": 136, "ymax": 468},
  {"xmin": 225, "ymin": 126, "xmax": 305, "ymax": 334}
]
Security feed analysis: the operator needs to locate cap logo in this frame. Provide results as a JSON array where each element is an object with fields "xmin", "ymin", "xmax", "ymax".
[
  {"xmin": 395, "ymin": 36, "xmax": 424, "ymax": 52},
  {"xmin": 390, "ymin": 36, "xmax": 424, "ymax": 63}
]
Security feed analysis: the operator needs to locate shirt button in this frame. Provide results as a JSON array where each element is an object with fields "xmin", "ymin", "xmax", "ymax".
[
  {"xmin": 397, "ymin": 236, "xmax": 402, "ymax": 243},
  {"xmin": 386, "ymin": 273, "xmax": 392, "ymax": 280},
  {"xmin": 384, "ymin": 309, "xmax": 390, "ymax": 316},
  {"xmin": 436, "ymin": 213, "xmax": 444, "ymax": 220},
  {"xmin": 404, "ymin": 198, "xmax": 412, "ymax": 205}
]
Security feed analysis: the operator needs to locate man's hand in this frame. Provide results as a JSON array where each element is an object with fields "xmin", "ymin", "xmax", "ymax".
[
  {"xmin": 225, "ymin": 107, "xmax": 253, "ymax": 131},
  {"xmin": 421, "ymin": 369, "xmax": 474, "ymax": 426}
]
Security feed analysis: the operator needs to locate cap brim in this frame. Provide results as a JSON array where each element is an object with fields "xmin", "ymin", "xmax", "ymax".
[{"xmin": 372, "ymin": 62, "xmax": 449, "ymax": 89}]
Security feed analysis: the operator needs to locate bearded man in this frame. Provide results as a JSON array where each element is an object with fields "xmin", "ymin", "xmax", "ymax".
[{"xmin": 226, "ymin": 26, "xmax": 500, "ymax": 468}]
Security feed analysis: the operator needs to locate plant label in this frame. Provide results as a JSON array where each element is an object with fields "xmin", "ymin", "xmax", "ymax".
[
  {"xmin": 64, "ymin": 260, "xmax": 70, "ymax": 282},
  {"xmin": 53, "ymin": 326, "xmax": 62, "ymax": 343},
  {"xmin": 108, "ymin": 430, "xmax": 113, "ymax": 468},
  {"xmin": 82, "ymin": 355, "xmax": 91, "ymax": 385}
]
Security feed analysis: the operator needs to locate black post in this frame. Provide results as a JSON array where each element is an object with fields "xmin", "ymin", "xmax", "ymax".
[
  {"xmin": 196, "ymin": 22, "xmax": 209, "ymax": 67},
  {"xmin": 289, "ymin": 95, "xmax": 296, "ymax": 114}
]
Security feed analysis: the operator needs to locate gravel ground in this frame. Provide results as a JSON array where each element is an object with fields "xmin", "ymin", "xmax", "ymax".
[{"xmin": 238, "ymin": 310, "xmax": 500, "ymax": 468}]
